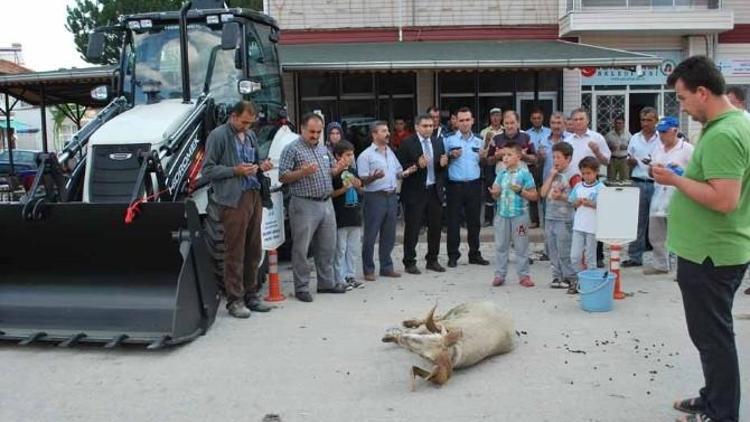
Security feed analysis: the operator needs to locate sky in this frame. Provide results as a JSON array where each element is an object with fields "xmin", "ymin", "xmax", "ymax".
[{"xmin": 0, "ymin": 0, "xmax": 90, "ymax": 71}]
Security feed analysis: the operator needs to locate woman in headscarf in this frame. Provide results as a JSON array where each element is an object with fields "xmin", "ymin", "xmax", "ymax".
[{"xmin": 326, "ymin": 121, "xmax": 344, "ymax": 155}]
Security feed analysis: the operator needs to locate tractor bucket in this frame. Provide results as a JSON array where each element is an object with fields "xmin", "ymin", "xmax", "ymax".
[{"xmin": 0, "ymin": 200, "xmax": 220, "ymax": 349}]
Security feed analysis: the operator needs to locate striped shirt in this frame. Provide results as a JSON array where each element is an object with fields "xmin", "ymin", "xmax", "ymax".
[
  {"xmin": 495, "ymin": 166, "xmax": 535, "ymax": 218},
  {"xmin": 279, "ymin": 137, "xmax": 334, "ymax": 199}
]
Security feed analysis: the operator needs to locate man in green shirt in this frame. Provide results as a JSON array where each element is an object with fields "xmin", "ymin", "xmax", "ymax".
[{"xmin": 653, "ymin": 56, "xmax": 750, "ymax": 422}]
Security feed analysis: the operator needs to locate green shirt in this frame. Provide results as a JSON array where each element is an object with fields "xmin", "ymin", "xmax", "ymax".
[{"xmin": 667, "ymin": 109, "xmax": 750, "ymax": 266}]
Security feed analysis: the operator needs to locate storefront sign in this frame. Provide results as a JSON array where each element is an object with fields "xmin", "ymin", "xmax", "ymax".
[
  {"xmin": 581, "ymin": 50, "xmax": 683, "ymax": 86},
  {"xmin": 718, "ymin": 59, "xmax": 750, "ymax": 77}
]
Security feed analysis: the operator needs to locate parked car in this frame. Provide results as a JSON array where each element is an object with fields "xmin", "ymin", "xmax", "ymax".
[{"xmin": 0, "ymin": 149, "xmax": 39, "ymax": 175}]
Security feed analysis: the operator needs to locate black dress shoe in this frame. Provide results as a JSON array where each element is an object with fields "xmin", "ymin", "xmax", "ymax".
[
  {"xmin": 447, "ymin": 258, "xmax": 458, "ymax": 268},
  {"xmin": 426, "ymin": 261, "xmax": 446, "ymax": 272},
  {"xmin": 246, "ymin": 299, "xmax": 272, "ymax": 312},
  {"xmin": 469, "ymin": 256, "xmax": 490, "ymax": 265},
  {"xmin": 622, "ymin": 259, "xmax": 642, "ymax": 267},
  {"xmin": 405, "ymin": 265, "xmax": 421, "ymax": 275},
  {"xmin": 317, "ymin": 284, "xmax": 347, "ymax": 294},
  {"xmin": 295, "ymin": 291, "xmax": 313, "ymax": 302}
]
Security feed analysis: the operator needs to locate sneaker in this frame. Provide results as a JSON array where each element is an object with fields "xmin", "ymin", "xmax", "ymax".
[
  {"xmin": 519, "ymin": 276, "xmax": 535, "ymax": 287},
  {"xmin": 550, "ymin": 278, "xmax": 564, "ymax": 289},
  {"xmin": 492, "ymin": 276, "xmax": 505, "ymax": 287},
  {"xmin": 346, "ymin": 277, "xmax": 364, "ymax": 289},
  {"xmin": 227, "ymin": 300, "xmax": 251, "ymax": 318},
  {"xmin": 538, "ymin": 253, "xmax": 549, "ymax": 262},
  {"xmin": 566, "ymin": 279, "xmax": 578, "ymax": 295}
]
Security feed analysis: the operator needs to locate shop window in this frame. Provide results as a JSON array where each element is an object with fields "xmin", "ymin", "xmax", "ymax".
[
  {"xmin": 539, "ymin": 71, "xmax": 561, "ymax": 92},
  {"xmin": 299, "ymin": 73, "xmax": 337, "ymax": 97},
  {"xmin": 341, "ymin": 73, "xmax": 373, "ymax": 95},
  {"xmin": 378, "ymin": 73, "xmax": 415, "ymax": 95},
  {"xmin": 378, "ymin": 98, "xmax": 416, "ymax": 123},
  {"xmin": 439, "ymin": 73, "xmax": 475, "ymax": 94},
  {"xmin": 477, "ymin": 72, "xmax": 514, "ymax": 93}
]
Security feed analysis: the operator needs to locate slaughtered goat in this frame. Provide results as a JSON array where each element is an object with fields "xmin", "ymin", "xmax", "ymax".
[{"xmin": 382, "ymin": 301, "xmax": 515, "ymax": 389}]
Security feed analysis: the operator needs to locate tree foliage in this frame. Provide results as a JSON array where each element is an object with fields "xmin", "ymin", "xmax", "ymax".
[{"xmin": 66, "ymin": 0, "xmax": 263, "ymax": 66}]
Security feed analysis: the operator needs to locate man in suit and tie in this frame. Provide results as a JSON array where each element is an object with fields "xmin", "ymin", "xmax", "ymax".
[{"xmin": 397, "ymin": 114, "xmax": 449, "ymax": 274}]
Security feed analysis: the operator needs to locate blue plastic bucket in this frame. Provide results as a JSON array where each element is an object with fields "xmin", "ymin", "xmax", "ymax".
[{"xmin": 577, "ymin": 270, "xmax": 616, "ymax": 312}]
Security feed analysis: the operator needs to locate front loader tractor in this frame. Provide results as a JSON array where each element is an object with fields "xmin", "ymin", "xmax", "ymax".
[{"xmin": 0, "ymin": 0, "xmax": 296, "ymax": 348}]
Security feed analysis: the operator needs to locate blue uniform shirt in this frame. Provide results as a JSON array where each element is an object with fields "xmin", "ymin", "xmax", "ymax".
[
  {"xmin": 443, "ymin": 131, "xmax": 482, "ymax": 181},
  {"xmin": 527, "ymin": 126, "xmax": 552, "ymax": 150}
]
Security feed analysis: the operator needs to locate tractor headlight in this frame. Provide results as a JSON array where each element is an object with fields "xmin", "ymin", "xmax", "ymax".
[{"xmin": 90, "ymin": 85, "xmax": 109, "ymax": 101}]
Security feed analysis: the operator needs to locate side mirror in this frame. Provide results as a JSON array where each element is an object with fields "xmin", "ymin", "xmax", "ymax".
[
  {"xmin": 86, "ymin": 32, "xmax": 106, "ymax": 61},
  {"xmin": 221, "ymin": 22, "xmax": 240, "ymax": 50},
  {"xmin": 238, "ymin": 79, "xmax": 262, "ymax": 95}
]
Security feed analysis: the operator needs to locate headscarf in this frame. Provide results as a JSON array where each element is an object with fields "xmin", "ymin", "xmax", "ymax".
[{"xmin": 326, "ymin": 121, "xmax": 343, "ymax": 138}]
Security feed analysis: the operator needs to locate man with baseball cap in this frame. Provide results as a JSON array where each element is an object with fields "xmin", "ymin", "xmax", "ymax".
[{"xmin": 645, "ymin": 116, "xmax": 694, "ymax": 276}]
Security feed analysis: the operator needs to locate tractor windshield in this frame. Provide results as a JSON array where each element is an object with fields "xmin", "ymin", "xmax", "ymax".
[
  {"xmin": 123, "ymin": 21, "xmax": 283, "ymax": 122},
  {"xmin": 126, "ymin": 24, "xmax": 241, "ymax": 105}
]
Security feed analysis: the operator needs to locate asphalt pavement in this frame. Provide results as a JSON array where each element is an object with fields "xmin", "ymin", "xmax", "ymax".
[{"xmin": 1, "ymin": 236, "xmax": 748, "ymax": 422}]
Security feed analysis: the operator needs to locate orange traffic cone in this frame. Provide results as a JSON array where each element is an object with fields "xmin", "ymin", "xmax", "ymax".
[
  {"xmin": 610, "ymin": 244, "xmax": 626, "ymax": 300},
  {"xmin": 264, "ymin": 249, "xmax": 285, "ymax": 302}
]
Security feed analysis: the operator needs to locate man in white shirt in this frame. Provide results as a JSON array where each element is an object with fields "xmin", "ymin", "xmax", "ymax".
[
  {"xmin": 567, "ymin": 108, "xmax": 611, "ymax": 268},
  {"xmin": 567, "ymin": 108, "xmax": 611, "ymax": 172},
  {"xmin": 644, "ymin": 116, "xmax": 694, "ymax": 275},
  {"xmin": 623, "ymin": 107, "xmax": 660, "ymax": 267}
]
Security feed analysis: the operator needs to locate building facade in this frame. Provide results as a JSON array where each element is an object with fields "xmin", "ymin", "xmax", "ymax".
[{"xmin": 267, "ymin": 0, "xmax": 749, "ymax": 140}]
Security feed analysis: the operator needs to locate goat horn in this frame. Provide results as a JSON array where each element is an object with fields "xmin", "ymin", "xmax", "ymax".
[{"xmin": 425, "ymin": 304, "xmax": 440, "ymax": 333}]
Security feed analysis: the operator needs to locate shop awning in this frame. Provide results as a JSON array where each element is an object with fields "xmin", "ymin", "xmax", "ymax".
[
  {"xmin": 0, "ymin": 66, "xmax": 116, "ymax": 107},
  {"xmin": 279, "ymin": 40, "xmax": 662, "ymax": 71},
  {"xmin": 0, "ymin": 119, "xmax": 38, "ymax": 133}
]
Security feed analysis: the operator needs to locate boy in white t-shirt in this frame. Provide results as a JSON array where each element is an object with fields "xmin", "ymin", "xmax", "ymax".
[
  {"xmin": 645, "ymin": 117, "xmax": 694, "ymax": 275},
  {"xmin": 568, "ymin": 156, "xmax": 603, "ymax": 294}
]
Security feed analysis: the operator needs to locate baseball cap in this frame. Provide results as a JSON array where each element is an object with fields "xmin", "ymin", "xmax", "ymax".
[
  {"xmin": 489, "ymin": 107, "xmax": 502, "ymax": 115},
  {"xmin": 656, "ymin": 116, "xmax": 679, "ymax": 132}
]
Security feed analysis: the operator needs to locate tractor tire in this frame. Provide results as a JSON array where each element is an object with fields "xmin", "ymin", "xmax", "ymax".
[
  {"xmin": 202, "ymin": 197, "xmax": 268, "ymax": 295},
  {"xmin": 203, "ymin": 197, "xmax": 226, "ymax": 291}
]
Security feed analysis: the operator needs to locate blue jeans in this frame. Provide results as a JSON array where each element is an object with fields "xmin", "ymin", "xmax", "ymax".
[
  {"xmin": 335, "ymin": 226, "xmax": 361, "ymax": 283},
  {"xmin": 545, "ymin": 219, "xmax": 576, "ymax": 280},
  {"xmin": 571, "ymin": 230, "xmax": 597, "ymax": 273},
  {"xmin": 628, "ymin": 180, "xmax": 654, "ymax": 263}
]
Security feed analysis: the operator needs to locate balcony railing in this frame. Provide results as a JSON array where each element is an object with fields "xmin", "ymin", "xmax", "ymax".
[{"xmin": 566, "ymin": 0, "xmax": 722, "ymax": 13}]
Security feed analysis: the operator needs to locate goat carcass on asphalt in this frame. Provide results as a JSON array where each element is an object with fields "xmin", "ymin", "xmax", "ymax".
[{"xmin": 382, "ymin": 301, "xmax": 515, "ymax": 389}]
